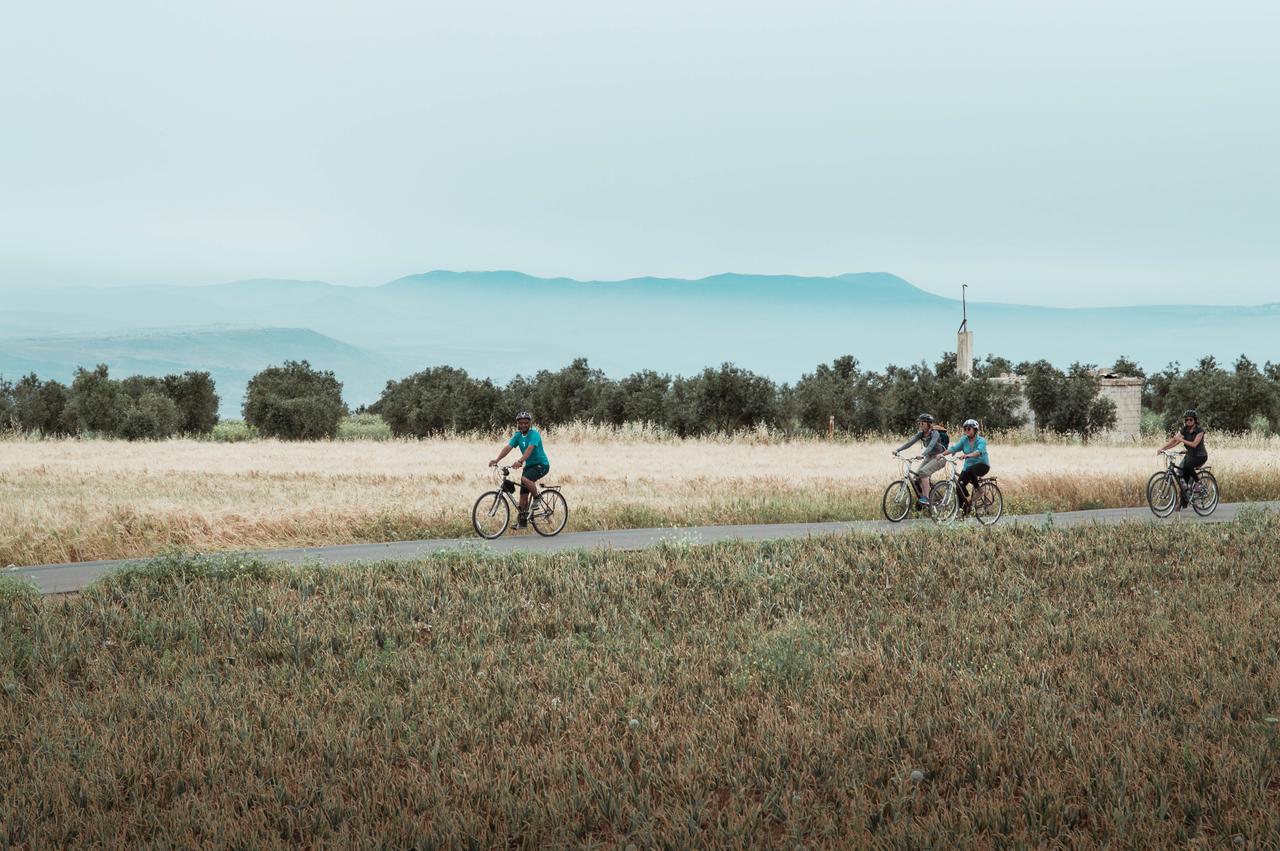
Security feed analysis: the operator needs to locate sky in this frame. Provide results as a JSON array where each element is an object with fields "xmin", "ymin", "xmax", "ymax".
[{"xmin": 1, "ymin": 1, "xmax": 1277, "ymax": 307}]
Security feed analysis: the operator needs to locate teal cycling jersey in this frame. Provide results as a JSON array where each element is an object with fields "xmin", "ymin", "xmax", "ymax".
[
  {"xmin": 948, "ymin": 435, "xmax": 989, "ymax": 469},
  {"xmin": 508, "ymin": 428, "xmax": 549, "ymax": 467}
]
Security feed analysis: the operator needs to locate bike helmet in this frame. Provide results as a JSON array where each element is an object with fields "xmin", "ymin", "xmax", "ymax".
[
  {"xmin": 515, "ymin": 410, "xmax": 532, "ymax": 422},
  {"xmin": 962, "ymin": 418, "xmax": 980, "ymax": 430},
  {"xmin": 917, "ymin": 413, "xmax": 934, "ymax": 424},
  {"xmin": 1183, "ymin": 410, "xmax": 1199, "ymax": 422}
]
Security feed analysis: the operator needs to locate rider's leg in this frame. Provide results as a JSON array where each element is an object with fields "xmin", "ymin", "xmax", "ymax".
[
  {"xmin": 956, "ymin": 468, "xmax": 973, "ymax": 512},
  {"xmin": 916, "ymin": 457, "xmax": 942, "ymax": 502},
  {"xmin": 519, "ymin": 477, "xmax": 538, "ymax": 524},
  {"xmin": 958, "ymin": 464, "xmax": 989, "ymax": 513},
  {"xmin": 1178, "ymin": 455, "xmax": 1197, "ymax": 504}
]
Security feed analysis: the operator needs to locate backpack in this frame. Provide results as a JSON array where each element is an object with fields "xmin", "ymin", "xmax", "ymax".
[{"xmin": 933, "ymin": 429, "xmax": 949, "ymax": 452}]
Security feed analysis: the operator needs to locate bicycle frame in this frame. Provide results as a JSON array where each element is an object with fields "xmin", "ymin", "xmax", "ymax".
[{"xmin": 1157, "ymin": 452, "xmax": 1213, "ymax": 500}]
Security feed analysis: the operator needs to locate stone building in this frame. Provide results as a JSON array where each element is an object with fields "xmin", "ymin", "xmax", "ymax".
[
  {"xmin": 988, "ymin": 369, "xmax": 1144, "ymax": 439},
  {"xmin": 957, "ymin": 327, "xmax": 1143, "ymax": 439}
]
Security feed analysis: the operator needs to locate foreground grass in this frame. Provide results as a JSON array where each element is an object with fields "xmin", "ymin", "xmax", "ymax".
[
  {"xmin": 4, "ymin": 517, "xmax": 1280, "ymax": 846},
  {"xmin": 4, "ymin": 433, "xmax": 1280, "ymax": 566}
]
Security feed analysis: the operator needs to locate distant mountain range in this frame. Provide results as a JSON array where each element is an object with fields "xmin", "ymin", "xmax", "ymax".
[{"xmin": 3, "ymin": 271, "xmax": 1278, "ymax": 416}]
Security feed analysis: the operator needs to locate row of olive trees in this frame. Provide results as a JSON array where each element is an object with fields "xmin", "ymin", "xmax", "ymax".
[
  {"xmin": 371, "ymin": 353, "xmax": 1128, "ymax": 439},
  {"xmin": 0, "ymin": 361, "xmax": 348, "ymax": 441},
  {"xmin": 1136, "ymin": 355, "xmax": 1280, "ymax": 432},
  {"xmin": 11, "ymin": 352, "xmax": 1274, "ymax": 441},
  {"xmin": 0, "ymin": 367, "xmax": 218, "ymax": 439}
]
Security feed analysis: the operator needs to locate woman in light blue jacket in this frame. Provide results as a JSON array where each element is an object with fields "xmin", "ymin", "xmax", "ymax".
[{"xmin": 946, "ymin": 418, "xmax": 990, "ymax": 515}]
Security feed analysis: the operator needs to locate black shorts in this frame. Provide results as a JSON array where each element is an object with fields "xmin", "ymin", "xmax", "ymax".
[{"xmin": 520, "ymin": 463, "xmax": 549, "ymax": 493}]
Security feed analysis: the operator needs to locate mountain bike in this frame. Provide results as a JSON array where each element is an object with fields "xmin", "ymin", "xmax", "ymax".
[
  {"xmin": 882, "ymin": 455, "xmax": 936, "ymax": 522},
  {"xmin": 928, "ymin": 456, "xmax": 1004, "ymax": 526},
  {"xmin": 1146, "ymin": 451, "xmax": 1218, "ymax": 518},
  {"xmin": 472, "ymin": 466, "xmax": 569, "ymax": 538}
]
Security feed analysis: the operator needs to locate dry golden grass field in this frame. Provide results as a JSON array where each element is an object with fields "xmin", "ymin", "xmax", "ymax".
[
  {"xmin": 3, "ymin": 427, "xmax": 1279, "ymax": 566},
  {"xmin": 2, "ymin": 516, "xmax": 1278, "ymax": 846}
]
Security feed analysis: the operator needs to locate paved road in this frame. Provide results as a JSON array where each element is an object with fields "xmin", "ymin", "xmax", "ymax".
[{"xmin": 11, "ymin": 501, "xmax": 1277, "ymax": 595}]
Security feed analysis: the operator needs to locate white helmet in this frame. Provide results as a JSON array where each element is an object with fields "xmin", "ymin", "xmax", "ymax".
[{"xmin": 962, "ymin": 418, "xmax": 980, "ymax": 430}]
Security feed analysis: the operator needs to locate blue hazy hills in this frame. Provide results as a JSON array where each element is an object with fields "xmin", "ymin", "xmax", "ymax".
[{"xmin": 2, "ymin": 271, "xmax": 1278, "ymax": 416}]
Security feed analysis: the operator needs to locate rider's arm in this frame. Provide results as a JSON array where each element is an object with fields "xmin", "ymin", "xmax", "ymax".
[
  {"xmin": 1158, "ymin": 436, "xmax": 1180, "ymax": 452},
  {"xmin": 894, "ymin": 432, "xmax": 921, "ymax": 454},
  {"xmin": 1183, "ymin": 431, "xmax": 1204, "ymax": 449},
  {"xmin": 492, "ymin": 444, "xmax": 514, "ymax": 465},
  {"xmin": 513, "ymin": 445, "xmax": 534, "ymax": 466}
]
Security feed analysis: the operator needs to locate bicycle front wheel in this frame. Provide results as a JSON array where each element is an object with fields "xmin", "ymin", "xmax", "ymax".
[
  {"xmin": 1191, "ymin": 471, "xmax": 1219, "ymax": 516},
  {"xmin": 472, "ymin": 491, "xmax": 511, "ymax": 539},
  {"xmin": 974, "ymin": 482, "xmax": 1004, "ymax": 526},
  {"xmin": 881, "ymin": 481, "xmax": 912, "ymax": 522},
  {"xmin": 929, "ymin": 481, "xmax": 960, "ymax": 523},
  {"xmin": 1146, "ymin": 472, "xmax": 1177, "ymax": 518},
  {"xmin": 531, "ymin": 490, "xmax": 569, "ymax": 537}
]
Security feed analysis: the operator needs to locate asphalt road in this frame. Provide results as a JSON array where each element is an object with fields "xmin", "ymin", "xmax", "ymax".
[{"xmin": 11, "ymin": 500, "xmax": 1278, "ymax": 595}]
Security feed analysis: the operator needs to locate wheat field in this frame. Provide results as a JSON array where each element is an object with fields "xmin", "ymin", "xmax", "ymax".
[{"xmin": 3, "ymin": 427, "xmax": 1278, "ymax": 566}]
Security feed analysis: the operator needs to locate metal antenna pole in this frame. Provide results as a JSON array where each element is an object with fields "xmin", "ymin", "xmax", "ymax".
[{"xmin": 958, "ymin": 284, "xmax": 968, "ymax": 332}]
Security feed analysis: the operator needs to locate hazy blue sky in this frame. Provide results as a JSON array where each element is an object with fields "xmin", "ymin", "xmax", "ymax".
[{"xmin": 1, "ymin": 1, "xmax": 1276, "ymax": 306}]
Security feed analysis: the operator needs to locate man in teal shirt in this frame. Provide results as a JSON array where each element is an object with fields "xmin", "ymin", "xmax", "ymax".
[
  {"xmin": 490, "ymin": 411, "xmax": 550, "ymax": 529},
  {"xmin": 945, "ymin": 418, "xmax": 990, "ymax": 516}
]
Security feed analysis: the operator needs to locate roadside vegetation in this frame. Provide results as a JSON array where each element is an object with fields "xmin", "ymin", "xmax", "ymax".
[
  {"xmin": 3, "ymin": 430, "xmax": 1279, "ymax": 566},
  {"xmin": 3, "ymin": 517, "xmax": 1278, "ymax": 846}
]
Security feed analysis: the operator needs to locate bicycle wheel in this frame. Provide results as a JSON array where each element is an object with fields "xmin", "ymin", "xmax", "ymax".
[
  {"xmin": 531, "ymin": 489, "xmax": 569, "ymax": 537},
  {"xmin": 973, "ymin": 481, "xmax": 1004, "ymax": 526},
  {"xmin": 881, "ymin": 481, "xmax": 912, "ymax": 522},
  {"xmin": 471, "ymin": 491, "xmax": 511, "ymax": 539},
  {"xmin": 1146, "ymin": 472, "xmax": 1177, "ymax": 518},
  {"xmin": 1191, "ymin": 471, "xmax": 1219, "ymax": 516},
  {"xmin": 929, "ymin": 481, "xmax": 959, "ymax": 523}
]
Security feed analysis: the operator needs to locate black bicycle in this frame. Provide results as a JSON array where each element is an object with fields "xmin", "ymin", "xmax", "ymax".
[
  {"xmin": 1146, "ymin": 451, "xmax": 1218, "ymax": 518},
  {"xmin": 472, "ymin": 466, "xmax": 569, "ymax": 538}
]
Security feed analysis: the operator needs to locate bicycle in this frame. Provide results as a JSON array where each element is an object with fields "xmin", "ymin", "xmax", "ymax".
[
  {"xmin": 928, "ymin": 455, "xmax": 1004, "ymax": 526},
  {"xmin": 1146, "ymin": 451, "xmax": 1218, "ymax": 518},
  {"xmin": 882, "ymin": 455, "xmax": 936, "ymax": 522},
  {"xmin": 471, "ymin": 466, "xmax": 569, "ymax": 539}
]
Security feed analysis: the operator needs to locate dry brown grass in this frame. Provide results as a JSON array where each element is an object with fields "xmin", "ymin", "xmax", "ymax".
[
  {"xmin": 3, "ymin": 429, "xmax": 1278, "ymax": 566},
  {"xmin": 3, "ymin": 516, "xmax": 1279, "ymax": 846}
]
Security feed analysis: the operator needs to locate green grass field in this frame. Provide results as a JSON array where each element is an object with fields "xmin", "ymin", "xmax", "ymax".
[{"xmin": 4, "ymin": 515, "xmax": 1279, "ymax": 846}]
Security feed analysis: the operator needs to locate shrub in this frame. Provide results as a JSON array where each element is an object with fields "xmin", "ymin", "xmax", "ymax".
[
  {"xmin": 209, "ymin": 420, "xmax": 260, "ymax": 442},
  {"xmin": 65, "ymin": 365, "xmax": 122, "ymax": 435},
  {"xmin": 163, "ymin": 371, "xmax": 220, "ymax": 434},
  {"xmin": 1048, "ymin": 364, "xmax": 1117, "ymax": 442},
  {"xmin": 375, "ymin": 366, "xmax": 503, "ymax": 436},
  {"xmin": 504, "ymin": 358, "xmax": 615, "ymax": 427},
  {"xmin": 117, "ymin": 391, "xmax": 182, "ymax": 440},
  {"xmin": 682, "ymin": 362, "xmax": 782, "ymax": 434},
  {"xmin": 243, "ymin": 361, "xmax": 347, "ymax": 440},
  {"xmin": 338, "ymin": 413, "xmax": 393, "ymax": 440},
  {"xmin": 10, "ymin": 375, "xmax": 74, "ymax": 435}
]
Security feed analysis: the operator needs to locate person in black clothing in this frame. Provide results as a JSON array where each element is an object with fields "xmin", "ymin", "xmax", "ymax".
[{"xmin": 1157, "ymin": 410, "xmax": 1208, "ymax": 508}]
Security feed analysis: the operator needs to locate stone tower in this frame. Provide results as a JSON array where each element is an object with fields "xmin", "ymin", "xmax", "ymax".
[{"xmin": 957, "ymin": 284, "xmax": 973, "ymax": 377}]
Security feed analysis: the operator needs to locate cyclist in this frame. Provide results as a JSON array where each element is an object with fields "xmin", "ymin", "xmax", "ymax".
[
  {"xmin": 1157, "ymin": 410, "xmax": 1207, "ymax": 509},
  {"xmin": 490, "ymin": 411, "xmax": 550, "ymax": 529},
  {"xmin": 893, "ymin": 413, "xmax": 948, "ymax": 507},
  {"xmin": 945, "ymin": 418, "xmax": 990, "ymax": 516}
]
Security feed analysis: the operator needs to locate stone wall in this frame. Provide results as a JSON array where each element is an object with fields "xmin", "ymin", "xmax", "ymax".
[{"xmin": 1097, "ymin": 377, "xmax": 1144, "ymax": 438}]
